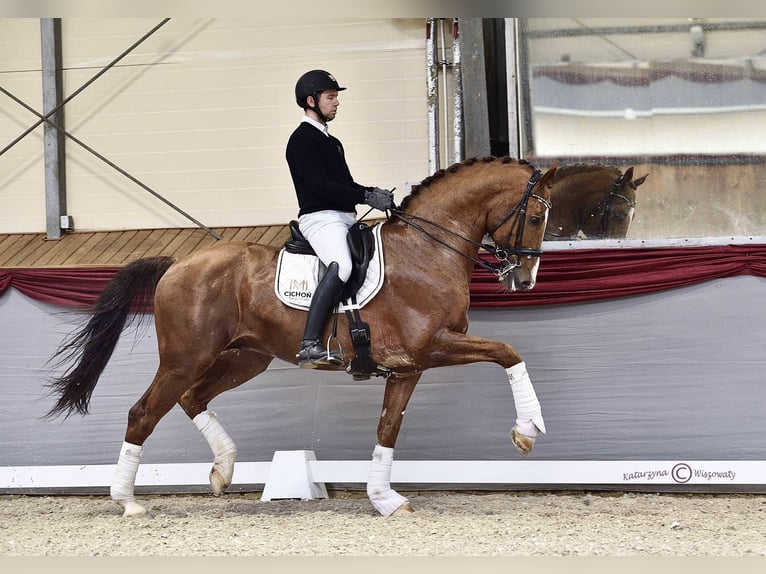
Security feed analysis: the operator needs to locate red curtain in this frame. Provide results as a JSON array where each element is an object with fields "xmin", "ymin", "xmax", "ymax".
[
  {"xmin": 0, "ymin": 267, "xmax": 118, "ymax": 308},
  {"xmin": 471, "ymin": 244, "xmax": 766, "ymax": 306},
  {"xmin": 2, "ymin": 244, "xmax": 766, "ymax": 309}
]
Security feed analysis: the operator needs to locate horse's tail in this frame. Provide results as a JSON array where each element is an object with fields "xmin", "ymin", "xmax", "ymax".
[{"xmin": 44, "ymin": 256, "xmax": 176, "ymax": 419}]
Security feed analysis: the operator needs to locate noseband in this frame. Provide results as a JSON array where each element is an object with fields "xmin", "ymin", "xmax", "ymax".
[
  {"xmin": 591, "ymin": 172, "xmax": 636, "ymax": 239},
  {"xmin": 390, "ymin": 169, "xmax": 551, "ymax": 278}
]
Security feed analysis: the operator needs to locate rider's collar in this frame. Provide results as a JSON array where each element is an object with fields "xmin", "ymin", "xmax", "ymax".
[{"xmin": 302, "ymin": 115, "xmax": 329, "ymax": 137}]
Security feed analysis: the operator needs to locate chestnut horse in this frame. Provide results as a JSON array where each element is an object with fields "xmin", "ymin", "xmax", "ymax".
[
  {"xmin": 544, "ymin": 164, "xmax": 649, "ymax": 240},
  {"xmin": 46, "ymin": 156, "xmax": 557, "ymax": 517}
]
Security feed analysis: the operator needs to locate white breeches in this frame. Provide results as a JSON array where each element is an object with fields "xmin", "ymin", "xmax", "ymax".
[{"xmin": 298, "ymin": 210, "xmax": 356, "ymax": 282}]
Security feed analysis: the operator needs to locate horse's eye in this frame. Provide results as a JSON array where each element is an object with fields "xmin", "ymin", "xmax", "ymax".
[{"xmin": 529, "ymin": 215, "xmax": 543, "ymax": 226}]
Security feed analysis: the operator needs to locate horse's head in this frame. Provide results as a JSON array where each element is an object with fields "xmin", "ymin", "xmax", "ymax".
[
  {"xmin": 545, "ymin": 164, "xmax": 649, "ymax": 240},
  {"xmin": 487, "ymin": 162, "xmax": 557, "ymax": 292},
  {"xmin": 580, "ymin": 166, "xmax": 649, "ymax": 240}
]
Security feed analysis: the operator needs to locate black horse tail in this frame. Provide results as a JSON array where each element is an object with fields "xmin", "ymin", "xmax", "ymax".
[{"xmin": 45, "ymin": 256, "xmax": 176, "ymax": 419}]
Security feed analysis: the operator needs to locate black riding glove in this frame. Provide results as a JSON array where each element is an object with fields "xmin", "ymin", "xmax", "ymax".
[{"xmin": 364, "ymin": 187, "xmax": 395, "ymax": 211}]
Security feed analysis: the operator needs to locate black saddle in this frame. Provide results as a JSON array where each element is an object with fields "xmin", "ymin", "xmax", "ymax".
[
  {"xmin": 284, "ymin": 219, "xmax": 376, "ymax": 301},
  {"xmin": 284, "ymin": 220, "xmax": 315, "ymax": 255}
]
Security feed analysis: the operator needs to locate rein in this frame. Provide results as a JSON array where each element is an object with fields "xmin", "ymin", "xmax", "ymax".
[{"xmin": 389, "ymin": 169, "xmax": 550, "ymax": 278}]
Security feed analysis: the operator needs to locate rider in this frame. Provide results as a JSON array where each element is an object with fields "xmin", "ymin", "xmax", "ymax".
[{"xmin": 286, "ymin": 69, "xmax": 395, "ymax": 369}]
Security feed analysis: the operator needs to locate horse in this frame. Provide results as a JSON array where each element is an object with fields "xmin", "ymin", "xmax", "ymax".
[
  {"xmin": 544, "ymin": 164, "xmax": 649, "ymax": 240},
  {"xmin": 45, "ymin": 156, "xmax": 558, "ymax": 518}
]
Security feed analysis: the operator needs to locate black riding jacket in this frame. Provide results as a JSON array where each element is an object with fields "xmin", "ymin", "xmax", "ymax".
[{"xmin": 286, "ymin": 121, "xmax": 367, "ymax": 217}]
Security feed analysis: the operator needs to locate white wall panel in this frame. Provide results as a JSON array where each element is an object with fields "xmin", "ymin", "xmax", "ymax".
[
  {"xmin": 55, "ymin": 18, "xmax": 428, "ymax": 232},
  {"xmin": 0, "ymin": 19, "xmax": 45, "ymax": 233}
]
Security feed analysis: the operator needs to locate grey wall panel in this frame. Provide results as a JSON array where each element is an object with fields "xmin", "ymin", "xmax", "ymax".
[{"xmin": 2, "ymin": 275, "xmax": 765, "ymax": 469}]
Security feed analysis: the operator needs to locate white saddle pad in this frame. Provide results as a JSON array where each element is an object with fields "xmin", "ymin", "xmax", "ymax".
[{"xmin": 275, "ymin": 223, "xmax": 385, "ymax": 312}]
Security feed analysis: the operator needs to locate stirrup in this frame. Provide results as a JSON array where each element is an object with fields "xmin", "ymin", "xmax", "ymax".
[{"xmin": 297, "ymin": 339, "xmax": 344, "ymax": 369}]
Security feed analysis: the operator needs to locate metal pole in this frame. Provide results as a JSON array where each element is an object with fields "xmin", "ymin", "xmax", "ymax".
[
  {"xmin": 451, "ymin": 18, "xmax": 463, "ymax": 164},
  {"xmin": 439, "ymin": 19, "xmax": 451, "ymax": 167},
  {"xmin": 505, "ymin": 18, "xmax": 522, "ymax": 159},
  {"xmin": 512, "ymin": 18, "xmax": 535, "ymax": 158},
  {"xmin": 426, "ymin": 18, "xmax": 439, "ymax": 175},
  {"xmin": 459, "ymin": 18, "xmax": 491, "ymax": 159},
  {"xmin": 40, "ymin": 18, "xmax": 67, "ymax": 239}
]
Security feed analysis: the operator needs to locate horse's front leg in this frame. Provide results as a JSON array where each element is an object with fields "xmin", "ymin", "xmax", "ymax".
[
  {"xmin": 505, "ymin": 360, "xmax": 545, "ymax": 456},
  {"xmin": 429, "ymin": 330, "xmax": 545, "ymax": 456},
  {"xmin": 367, "ymin": 372, "xmax": 421, "ymax": 516}
]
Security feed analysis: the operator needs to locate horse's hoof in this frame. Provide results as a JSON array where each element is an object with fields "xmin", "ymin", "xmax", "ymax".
[
  {"xmin": 510, "ymin": 427, "xmax": 536, "ymax": 457},
  {"xmin": 209, "ymin": 469, "xmax": 229, "ymax": 496},
  {"xmin": 209, "ymin": 454, "xmax": 236, "ymax": 495},
  {"xmin": 118, "ymin": 499, "xmax": 147, "ymax": 517},
  {"xmin": 392, "ymin": 501, "xmax": 414, "ymax": 515}
]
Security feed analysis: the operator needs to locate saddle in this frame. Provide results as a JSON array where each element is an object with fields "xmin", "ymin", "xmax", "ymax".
[
  {"xmin": 285, "ymin": 219, "xmax": 376, "ymax": 301},
  {"xmin": 283, "ymin": 220, "xmax": 388, "ymax": 381}
]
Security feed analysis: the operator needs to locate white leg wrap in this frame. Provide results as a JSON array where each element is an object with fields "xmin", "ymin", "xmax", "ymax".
[
  {"xmin": 109, "ymin": 441, "xmax": 146, "ymax": 516},
  {"xmin": 110, "ymin": 441, "xmax": 148, "ymax": 515},
  {"xmin": 193, "ymin": 410, "xmax": 237, "ymax": 494},
  {"xmin": 506, "ymin": 361, "xmax": 546, "ymax": 434},
  {"xmin": 193, "ymin": 410, "xmax": 237, "ymax": 460},
  {"xmin": 366, "ymin": 444, "xmax": 409, "ymax": 516},
  {"xmin": 111, "ymin": 441, "xmax": 142, "ymax": 502}
]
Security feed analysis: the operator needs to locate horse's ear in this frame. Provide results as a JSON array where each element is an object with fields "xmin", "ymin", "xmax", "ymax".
[
  {"xmin": 540, "ymin": 162, "xmax": 558, "ymax": 188},
  {"xmin": 623, "ymin": 166, "xmax": 635, "ymax": 180},
  {"xmin": 632, "ymin": 172, "xmax": 649, "ymax": 188}
]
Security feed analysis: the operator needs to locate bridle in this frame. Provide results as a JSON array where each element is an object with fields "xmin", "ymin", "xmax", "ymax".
[
  {"xmin": 388, "ymin": 169, "xmax": 551, "ymax": 280},
  {"xmin": 590, "ymin": 172, "xmax": 636, "ymax": 239}
]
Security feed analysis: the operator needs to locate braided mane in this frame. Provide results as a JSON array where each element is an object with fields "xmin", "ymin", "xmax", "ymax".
[
  {"xmin": 552, "ymin": 163, "xmax": 620, "ymax": 182},
  {"xmin": 398, "ymin": 156, "xmax": 534, "ymax": 212}
]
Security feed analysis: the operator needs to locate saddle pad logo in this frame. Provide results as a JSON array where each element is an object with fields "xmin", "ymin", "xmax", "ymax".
[{"xmin": 275, "ymin": 223, "xmax": 385, "ymax": 311}]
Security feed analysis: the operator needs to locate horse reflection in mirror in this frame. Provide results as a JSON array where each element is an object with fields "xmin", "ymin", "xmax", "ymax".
[
  {"xmin": 45, "ymin": 156, "xmax": 557, "ymax": 518},
  {"xmin": 545, "ymin": 164, "xmax": 649, "ymax": 241}
]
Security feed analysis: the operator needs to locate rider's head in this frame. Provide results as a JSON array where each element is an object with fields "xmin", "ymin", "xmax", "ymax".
[{"xmin": 294, "ymin": 69, "xmax": 346, "ymax": 123}]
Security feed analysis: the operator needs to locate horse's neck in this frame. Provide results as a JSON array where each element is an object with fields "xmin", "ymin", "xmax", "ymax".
[
  {"xmin": 555, "ymin": 171, "xmax": 616, "ymax": 213},
  {"xmin": 381, "ymin": 221, "xmax": 478, "ymax": 287},
  {"xmin": 384, "ymin": 190, "xmax": 487, "ymax": 280},
  {"xmin": 405, "ymin": 175, "xmax": 495, "ymax": 241},
  {"xmin": 390, "ymin": 160, "xmax": 535, "ymax": 270},
  {"xmin": 401, "ymin": 198, "xmax": 486, "ymax": 255}
]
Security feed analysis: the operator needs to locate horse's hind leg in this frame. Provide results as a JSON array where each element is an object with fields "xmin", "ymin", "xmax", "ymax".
[
  {"xmin": 112, "ymin": 365, "xmax": 198, "ymax": 517},
  {"xmin": 178, "ymin": 349, "xmax": 274, "ymax": 496},
  {"xmin": 367, "ymin": 373, "xmax": 421, "ymax": 516}
]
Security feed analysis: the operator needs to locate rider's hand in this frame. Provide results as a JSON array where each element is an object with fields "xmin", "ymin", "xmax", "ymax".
[{"xmin": 364, "ymin": 187, "xmax": 395, "ymax": 211}]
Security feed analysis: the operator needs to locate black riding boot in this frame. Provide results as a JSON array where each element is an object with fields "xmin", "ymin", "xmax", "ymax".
[{"xmin": 297, "ymin": 261, "xmax": 346, "ymax": 368}]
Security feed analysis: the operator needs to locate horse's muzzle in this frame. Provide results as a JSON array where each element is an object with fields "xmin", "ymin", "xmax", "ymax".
[
  {"xmin": 501, "ymin": 273, "xmax": 535, "ymax": 292},
  {"xmin": 501, "ymin": 263, "xmax": 538, "ymax": 292}
]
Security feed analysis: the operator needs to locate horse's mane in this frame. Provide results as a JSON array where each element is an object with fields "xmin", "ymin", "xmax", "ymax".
[
  {"xmin": 398, "ymin": 156, "xmax": 534, "ymax": 212},
  {"xmin": 552, "ymin": 163, "xmax": 620, "ymax": 182}
]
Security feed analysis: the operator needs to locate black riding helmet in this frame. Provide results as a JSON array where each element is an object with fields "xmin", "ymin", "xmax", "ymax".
[{"xmin": 295, "ymin": 69, "xmax": 346, "ymax": 120}]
